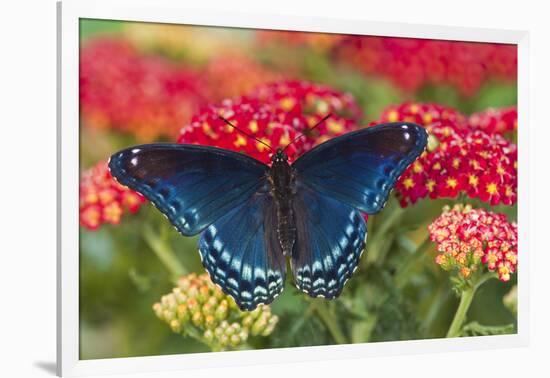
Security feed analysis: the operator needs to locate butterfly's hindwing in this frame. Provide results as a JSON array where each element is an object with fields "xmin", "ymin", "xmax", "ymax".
[
  {"xmin": 293, "ymin": 123, "xmax": 428, "ymax": 214},
  {"xmin": 291, "ymin": 180, "xmax": 367, "ymax": 298},
  {"xmin": 109, "ymin": 144, "xmax": 269, "ymax": 236},
  {"xmin": 199, "ymin": 190, "xmax": 287, "ymax": 311}
]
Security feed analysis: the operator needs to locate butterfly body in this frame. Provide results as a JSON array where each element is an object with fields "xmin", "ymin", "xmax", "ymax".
[
  {"xmin": 109, "ymin": 122, "xmax": 428, "ymax": 311},
  {"xmin": 269, "ymin": 149, "xmax": 297, "ymax": 257}
]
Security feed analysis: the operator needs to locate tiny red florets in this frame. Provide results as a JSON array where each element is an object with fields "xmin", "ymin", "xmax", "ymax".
[
  {"xmin": 379, "ymin": 102, "xmax": 517, "ymax": 207},
  {"xmin": 80, "ymin": 161, "xmax": 146, "ymax": 230},
  {"xmin": 380, "ymin": 102, "xmax": 467, "ymax": 130},
  {"xmin": 336, "ymin": 37, "xmax": 517, "ymax": 96},
  {"xmin": 80, "ymin": 38, "xmax": 208, "ymax": 142},
  {"xmin": 468, "ymin": 106, "xmax": 518, "ymax": 135},
  {"xmin": 178, "ymin": 80, "xmax": 362, "ymax": 164},
  {"xmin": 428, "ymin": 204, "xmax": 518, "ymax": 282}
]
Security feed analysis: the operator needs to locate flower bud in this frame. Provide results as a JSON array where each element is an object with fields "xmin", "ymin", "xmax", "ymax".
[
  {"xmin": 176, "ymin": 304, "xmax": 190, "ymax": 323},
  {"xmin": 170, "ymin": 319, "xmax": 181, "ymax": 333},
  {"xmin": 204, "ymin": 314, "xmax": 217, "ymax": 330},
  {"xmin": 203, "ymin": 329, "xmax": 214, "ymax": 343},
  {"xmin": 214, "ymin": 303, "xmax": 228, "ymax": 321},
  {"xmin": 191, "ymin": 311, "xmax": 203, "ymax": 327},
  {"xmin": 503, "ymin": 285, "xmax": 518, "ymax": 315},
  {"xmin": 152, "ymin": 303, "xmax": 163, "ymax": 319},
  {"xmin": 230, "ymin": 334, "xmax": 241, "ymax": 347}
]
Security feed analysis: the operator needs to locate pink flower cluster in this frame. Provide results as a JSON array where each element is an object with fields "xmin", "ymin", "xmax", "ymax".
[{"xmin": 428, "ymin": 204, "xmax": 518, "ymax": 282}]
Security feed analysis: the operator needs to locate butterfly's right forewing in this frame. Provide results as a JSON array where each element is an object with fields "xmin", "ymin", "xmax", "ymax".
[
  {"xmin": 290, "ymin": 123, "xmax": 427, "ymax": 297},
  {"xmin": 292, "ymin": 123, "xmax": 428, "ymax": 214}
]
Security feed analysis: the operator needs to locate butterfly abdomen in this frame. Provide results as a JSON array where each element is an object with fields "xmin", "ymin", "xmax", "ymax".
[
  {"xmin": 269, "ymin": 151, "xmax": 297, "ymax": 257},
  {"xmin": 275, "ymin": 199, "xmax": 296, "ymax": 257}
]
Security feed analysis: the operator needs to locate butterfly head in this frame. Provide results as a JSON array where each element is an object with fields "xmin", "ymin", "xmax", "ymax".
[{"xmin": 271, "ymin": 148, "xmax": 289, "ymax": 164}]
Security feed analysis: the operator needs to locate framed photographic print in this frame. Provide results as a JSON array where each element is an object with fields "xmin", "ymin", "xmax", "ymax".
[{"xmin": 57, "ymin": 0, "xmax": 529, "ymax": 376}]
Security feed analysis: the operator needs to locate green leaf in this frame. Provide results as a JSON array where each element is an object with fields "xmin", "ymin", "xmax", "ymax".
[{"xmin": 460, "ymin": 321, "xmax": 515, "ymax": 336}]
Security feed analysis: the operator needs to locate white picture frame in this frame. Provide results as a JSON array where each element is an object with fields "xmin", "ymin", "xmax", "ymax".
[{"xmin": 57, "ymin": 0, "xmax": 530, "ymax": 376}]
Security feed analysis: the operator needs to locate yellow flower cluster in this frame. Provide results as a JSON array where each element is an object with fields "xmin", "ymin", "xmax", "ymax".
[{"xmin": 153, "ymin": 273, "xmax": 278, "ymax": 350}]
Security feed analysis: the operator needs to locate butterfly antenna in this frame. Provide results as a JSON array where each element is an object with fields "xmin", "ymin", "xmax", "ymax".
[
  {"xmin": 282, "ymin": 113, "xmax": 332, "ymax": 152},
  {"xmin": 218, "ymin": 116, "xmax": 273, "ymax": 151}
]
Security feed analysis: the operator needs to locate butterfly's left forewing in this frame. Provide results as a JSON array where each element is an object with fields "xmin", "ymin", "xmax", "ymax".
[{"xmin": 109, "ymin": 144, "xmax": 269, "ymax": 236}]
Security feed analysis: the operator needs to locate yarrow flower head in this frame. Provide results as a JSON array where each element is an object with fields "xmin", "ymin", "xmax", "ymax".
[
  {"xmin": 379, "ymin": 102, "xmax": 518, "ymax": 207},
  {"xmin": 153, "ymin": 273, "xmax": 278, "ymax": 350},
  {"xmin": 178, "ymin": 80, "xmax": 362, "ymax": 164},
  {"xmin": 80, "ymin": 161, "xmax": 146, "ymax": 230},
  {"xmin": 468, "ymin": 106, "xmax": 517, "ymax": 135},
  {"xmin": 248, "ymin": 80, "xmax": 363, "ymax": 128},
  {"xmin": 80, "ymin": 38, "xmax": 208, "ymax": 141},
  {"xmin": 428, "ymin": 204, "xmax": 518, "ymax": 282},
  {"xmin": 380, "ymin": 102, "xmax": 467, "ymax": 130},
  {"xmin": 336, "ymin": 36, "xmax": 517, "ymax": 96}
]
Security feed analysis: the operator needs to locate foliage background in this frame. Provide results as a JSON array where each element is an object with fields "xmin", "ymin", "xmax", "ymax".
[{"xmin": 78, "ymin": 19, "xmax": 517, "ymax": 359}]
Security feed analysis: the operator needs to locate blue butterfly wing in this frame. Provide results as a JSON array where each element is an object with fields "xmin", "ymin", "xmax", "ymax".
[
  {"xmin": 109, "ymin": 144, "xmax": 269, "ymax": 236},
  {"xmin": 199, "ymin": 189, "xmax": 286, "ymax": 310},
  {"xmin": 290, "ymin": 122, "xmax": 426, "ymax": 297},
  {"xmin": 292, "ymin": 181, "xmax": 367, "ymax": 298},
  {"xmin": 292, "ymin": 123, "xmax": 428, "ymax": 214}
]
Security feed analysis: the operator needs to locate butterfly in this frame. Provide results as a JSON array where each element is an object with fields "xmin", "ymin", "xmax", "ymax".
[{"xmin": 109, "ymin": 117, "xmax": 427, "ymax": 311}]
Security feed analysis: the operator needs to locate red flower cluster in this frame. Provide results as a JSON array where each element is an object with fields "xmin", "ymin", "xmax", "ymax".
[
  {"xmin": 428, "ymin": 204, "xmax": 518, "ymax": 282},
  {"xmin": 379, "ymin": 102, "xmax": 517, "ymax": 207},
  {"xmin": 468, "ymin": 106, "xmax": 517, "ymax": 134},
  {"xmin": 178, "ymin": 80, "xmax": 362, "ymax": 164},
  {"xmin": 381, "ymin": 102, "xmax": 467, "ymax": 129},
  {"xmin": 80, "ymin": 38, "xmax": 209, "ymax": 142},
  {"xmin": 336, "ymin": 37, "xmax": 517, "ymax": 96},
  {"xmin": 80, "ymin": 161, "xmax": 146, "ymax": 230}
]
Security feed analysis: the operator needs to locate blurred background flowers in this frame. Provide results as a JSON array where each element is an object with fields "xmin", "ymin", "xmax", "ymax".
[{"xmin": 79, "ymin": 19, "xmax": 518, "ymax": 359}]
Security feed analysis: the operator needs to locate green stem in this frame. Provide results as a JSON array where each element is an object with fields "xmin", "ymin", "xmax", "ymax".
[
  {"xmin": 353, "ymin": 313, "xmax": 378, "ymax": 343},
  {"xmin": 421, "ymin": 287, "xmax": 451, "ymax": 337},
  {"xmin": 311, "ymin": 301, "xmax": 348, "ymax": 344},
  {"xmin": 364, "ymin": 203, "xmax": 403, "ymax": 267},
  {"xmin": 446, "ymin": 285, "xmax": 476, "ymax": 338},
  {"xmin": 394, "ymin": 236, "xmax": 432, "ymax": 289},
  {"xmin": 185, "ymin": 326, "xmax": 224, "ymax": 352},
  {"xmin": 446, "ymin": 272, "xmax": 496, "ymax": 338},
  {"xmin": 373, "ymin": 203, "xmax": 403, "ymax": 237},
  {"xmin": 143, "ymin": 224, "xmax": 187, "ymax": 281}
]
